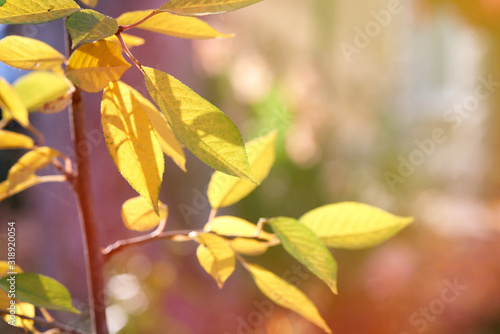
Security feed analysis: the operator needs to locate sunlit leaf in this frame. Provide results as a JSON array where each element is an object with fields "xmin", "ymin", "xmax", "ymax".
[
  {"xmin": 7, "ymin": 147, "xmax": 62, "ymax": 189},
  {"xmin": 0, "ymin": 36, "xmax": 65, "ymax": 72},
  {"xmin": 0, "ymin": 175, "xmax": 66, "ymax": 203},
  {"xmin": 158, "ymin": 0, "xmax": 263, "ymax": 16},
  {"xmin": 269, "ymin": 217, "xmax": 338, "ymax": 294},
  {"xmin": 208, "ymin": 131, "xmax": 276, "ymax": 208},
  {"xmin": 0, "ymin": 273, "xmax": 80, "ymax": 314},
  {"xmin": 143, "ymin": 67, "xmax": 256, "ymax": 183},
  {"xmin": 66, "ymin": 9, "xmax": 118, "ymax": 49},
  {"xmin": 1, "ymin": 302, "xmax": 35, "ymax": 331},
  {"xmin": 80, "ymin": 0, "xmax": 98, "ymax": 8},
  {"xmin": 13, "ymin": 71, "xmax": 74, "ymax": 113},
  {"xmin": 67, "ymin": 40, "xmax": 131, "ymax": 92},
  {"xmin": 244, "ymin": 262, "xmax": 332, "ymax": 333},
  {"xmin": 101, "ymin": 81, "xmax": 164, "ymax": 213},
  {"xmin": 0, "ymin": 130, "xmax": 34, "ymax": 149},
  {"xmin": 196, "ymin": 233, "xmax": 235, "ymax": 288},
  {"xmin": 124, "ymin": 83, "xmax": 186, "ymax": 172},
  {"xmin": 300, "ymin": 202, "xmax": 414, "ymax": 249},
  {"xmin": 117, "ymin": 10, "xmax": 232, "ymax": 39},
  {"xmin": 106, "ymin": 33, "xmax": 145, "ymax": 49},
  {"xmin": 0, "ymin": 77, "xmax": 29, "ymax": 127},
  {"xmin": 0, "ymin": 0, "xmax": 80, "ymax": 25},
  {"xmin": 205, "ymin": 216, "xmax": 276, "ymax": 255},
  {"xmin": 121, "ymin": 196, "xmax": 168, "ymax": 231}
]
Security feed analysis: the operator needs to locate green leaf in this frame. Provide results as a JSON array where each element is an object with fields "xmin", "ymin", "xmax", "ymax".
[
  {"xmin": 13, "ymin": 71, "xmax": 74, "ymax": 113},
  {"xmin": 0, "ymin": 0, "xmax": 80, "ymax": 24},
  {"xmin": 196, "ymin": 233, "xmax": 235, "ymax": 288},
  {"xmin": 269, "ymin": 217, "xmax": 338, "ymax": 294},
  {"xmin": 101, "ymin": 81, "xmax": 164, "ymax": 213},
  {"xmin": 0, "ymin": 130, "xmax": 34, "ymax": 149},
  {"xmin": 121, "ymin": 196, "xmax": 168, "ymax": 232},
  {"xmin": 208, "ymin": 131, "xmax": 276, "ymax": 208},
  {"xmin": 0, "ymin": 35, "xmax": 66, "ymax": 72},
  {"xmin": 158, "ymin": 0, "xmax": 263, "ymax": 16},
  {"xmin": 0, "ymin": 273, "xmax": 80, "ymax": 314},
  {"xmin": 67, "ymin": 40, "xmax": 131, "ymax": 93},
  {"xmin": 143, "ymin": 66, "xmax": 256, "ymax": 183},
  {"xmin": 0, "ymin": 77, "xmax": 29, "ymax": 127},
  {"xmin": 66, "ymin": 9, "xmax": 118, "ymax": 49},
  {"xmin": 243, "ymin": 262, "xmax": 332, "ymax": 333},
  {"xmin": 299, "ymin": 202, "xmax": 414, "ymax": 249},
  {"xmin": 129, "ymin": 83, "xmax": 186, "ymax": 172},
  {"xmin": 117, "ymin": 10, "xmax": 232, "ymax": 39},
  {"xmin": 205, "ymin": 216, "xmax": 276, "ymax": 255}
]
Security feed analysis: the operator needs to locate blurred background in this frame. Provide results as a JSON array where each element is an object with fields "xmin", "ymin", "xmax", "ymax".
[{"xmin": 2, "ymin": 0, "xmax": 500, "ymax": 333}]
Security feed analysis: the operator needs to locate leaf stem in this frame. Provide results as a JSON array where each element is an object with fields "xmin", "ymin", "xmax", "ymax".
[
  {"xmin": 118, "ymin": 10, "xmax": 160, "ymax": 32},
  {"xmin": 116, "ymin": 32, "xmax": 142, "ymax": 70},
  {"xmin": 205, "ymin": 207, "xmax": 218, "ymax": 231},
  {"xmin": 0, "ymin": 309, "xmax": 88, "ymax": 334}
]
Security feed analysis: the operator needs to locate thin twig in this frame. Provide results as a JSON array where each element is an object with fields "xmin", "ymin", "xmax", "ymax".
[
  {"xmin": 116, "ymin": 32, "xmax": 142, "ymax": 70},
  {"xmin": 205, "ymin": 207, "xmax": 218, "ymax": 231},
  {"xmin": 118, "ymin": 10, "xmax": 160, "ymax": 32},
  {"xmin": 102, "ymin": 228, "xmax": 275, "ymax": 260},
  {"xmin": 0, "ymin": 310, "xmax": 88, "ymax": 334},
  {"xmin": 26, "ymin": 124, "xmax": 45, "ymax": 146}
]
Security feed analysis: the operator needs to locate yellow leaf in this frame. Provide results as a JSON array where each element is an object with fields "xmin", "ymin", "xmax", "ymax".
[
  {"xmin": 0, "ymin": 175, "xmax": 66, "ymax": 202},
  {"xmin": 208, "ymin": 131, "xmax": 276, "ymax": 208},
  {"xmin": 205, "ymin": 216, "xmax": 276, "ymax": 255},
  {"xmin": 105, "ymin": 33, "xmax": 145, "ymax": 49},
  {"xmin": 158, "ymin": 0, "xmax": 263, "ymax": 16},
  {"xmin": 123, "ymin": 83, "xmax": 186, "ymax": 172},
  {"xmin": 299, "ymin": 202, "xmax": 414, "ymax": 249},
  {"xmin": 0, "ymin": 77, "xmax": 29, "ymax": 127},
  {"xmin": 196, "ymin": 233, "xmax": 235, "ymax": 288},
  {"xmin": 269, "ymin": 217, "xmax": 338, "ymax": 294},
  {"xmin": 121, "ymin": 196, "xmax": 168, "ymax": 231},
  {"xmin": 0, "ymin": 36, "xmax": 65, "ymax": 72},
  {"xmin": 2, "ymin": 302, "xmax": 36, "ymax": 331},
  {"xmin": 80, "ymin": 0, "xmax": 98, "ymax": 8},
  {"xmin": 13, "ymin": 71, "xmax": 74, "ymax": 113},
  {"xmin": 101, "ymin": 81, "xmax": 164, "ymax": 213},
  {"xmin": 7, "ymin": 147, "xmax": 63, "ymax": 188},
  {"xmin": 0, "ymin": 130, "xmax": 34, "ymax": 149},
  {"xmin": 117, "ymin": 10, "xmax": 233, "ymax": 39},
  {"xmin": 244, "ymin": 262, "xmax": 332, "ymax": 333},
  {"xmin": 143, "ymin": 67, "xmax": 256, "ymax": 183},
  {"xmin": 66, "ymin": 9, "xmax": 118, "ymax": 48},
  {"xmin": 0, "ymin": 0, "xmax": 80, "ymax": 25},
  {"xmin": 67, "ymin": 40, "xmax": 131, "ymax": 93}
]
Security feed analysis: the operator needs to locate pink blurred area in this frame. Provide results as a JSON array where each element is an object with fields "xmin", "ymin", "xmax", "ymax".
[{"xmin": 2, "ymin": 0, "xmax": 500, "ymax": 333}]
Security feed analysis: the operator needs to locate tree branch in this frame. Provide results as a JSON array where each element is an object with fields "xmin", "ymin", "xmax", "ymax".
[
  {"xmin": 0, "ymin": 310, "xmax": 88, "ymax": 334},
  {"xmin": 66, "ymin": 33, "xmax": 108, "ymax": 334},
  {"xmin": 102, "ymin": 228, "xmax": 279, "ymax": 260}
]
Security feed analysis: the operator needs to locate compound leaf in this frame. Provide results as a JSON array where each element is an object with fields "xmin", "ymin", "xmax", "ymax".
[
  {"xmin": 196, "ymin": 233, "xmax": 235, "ymax": 288},
  {"xmin": 117, "ymin": 10, "xmax": 232, "ymax": 39},
  {"xmin": 121, "ymin": 196, "xmax": 168, "ymax": 231},
  {"xmin": 299, "ymin": 202, "xmax": 414, "ymax": 249},
  {"xmin": 208, "ymin": 131, "xmax": 276, "ymax": 208},
  {"xmin": 67, "ymin": 40, "xmax": 131, "ymax": 92},
  {"xmin": 0, "ymin": 36, "xmax": 65, "ymax": 72},
  {"xmin": 101, "ymin": 81, "xmax": 164, "ymax": 213},
  {"xmin": 158, "ymin": 0, "xmax": 263, "ymax": 16},
  {"xmin": 143, "ymin": 66, "xmax": 256, "ymax": 183},
  {"xmin": 0, "ymin": 273, "xmax": 80, "ymax": 314},
  {"xmin": 244, "ymin": 261, "xmax": 332, "ymax": 333},
  {"xmin": 269, "ymin": 217, "xmax": 338, "ymax": 294},
  {"xmin": 0, "ymin": 0, "xmax": 80, "ymax": 25},
  {"xmin": 66, "ymin": 9, "xmax": 118, "ymax": 48}
]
